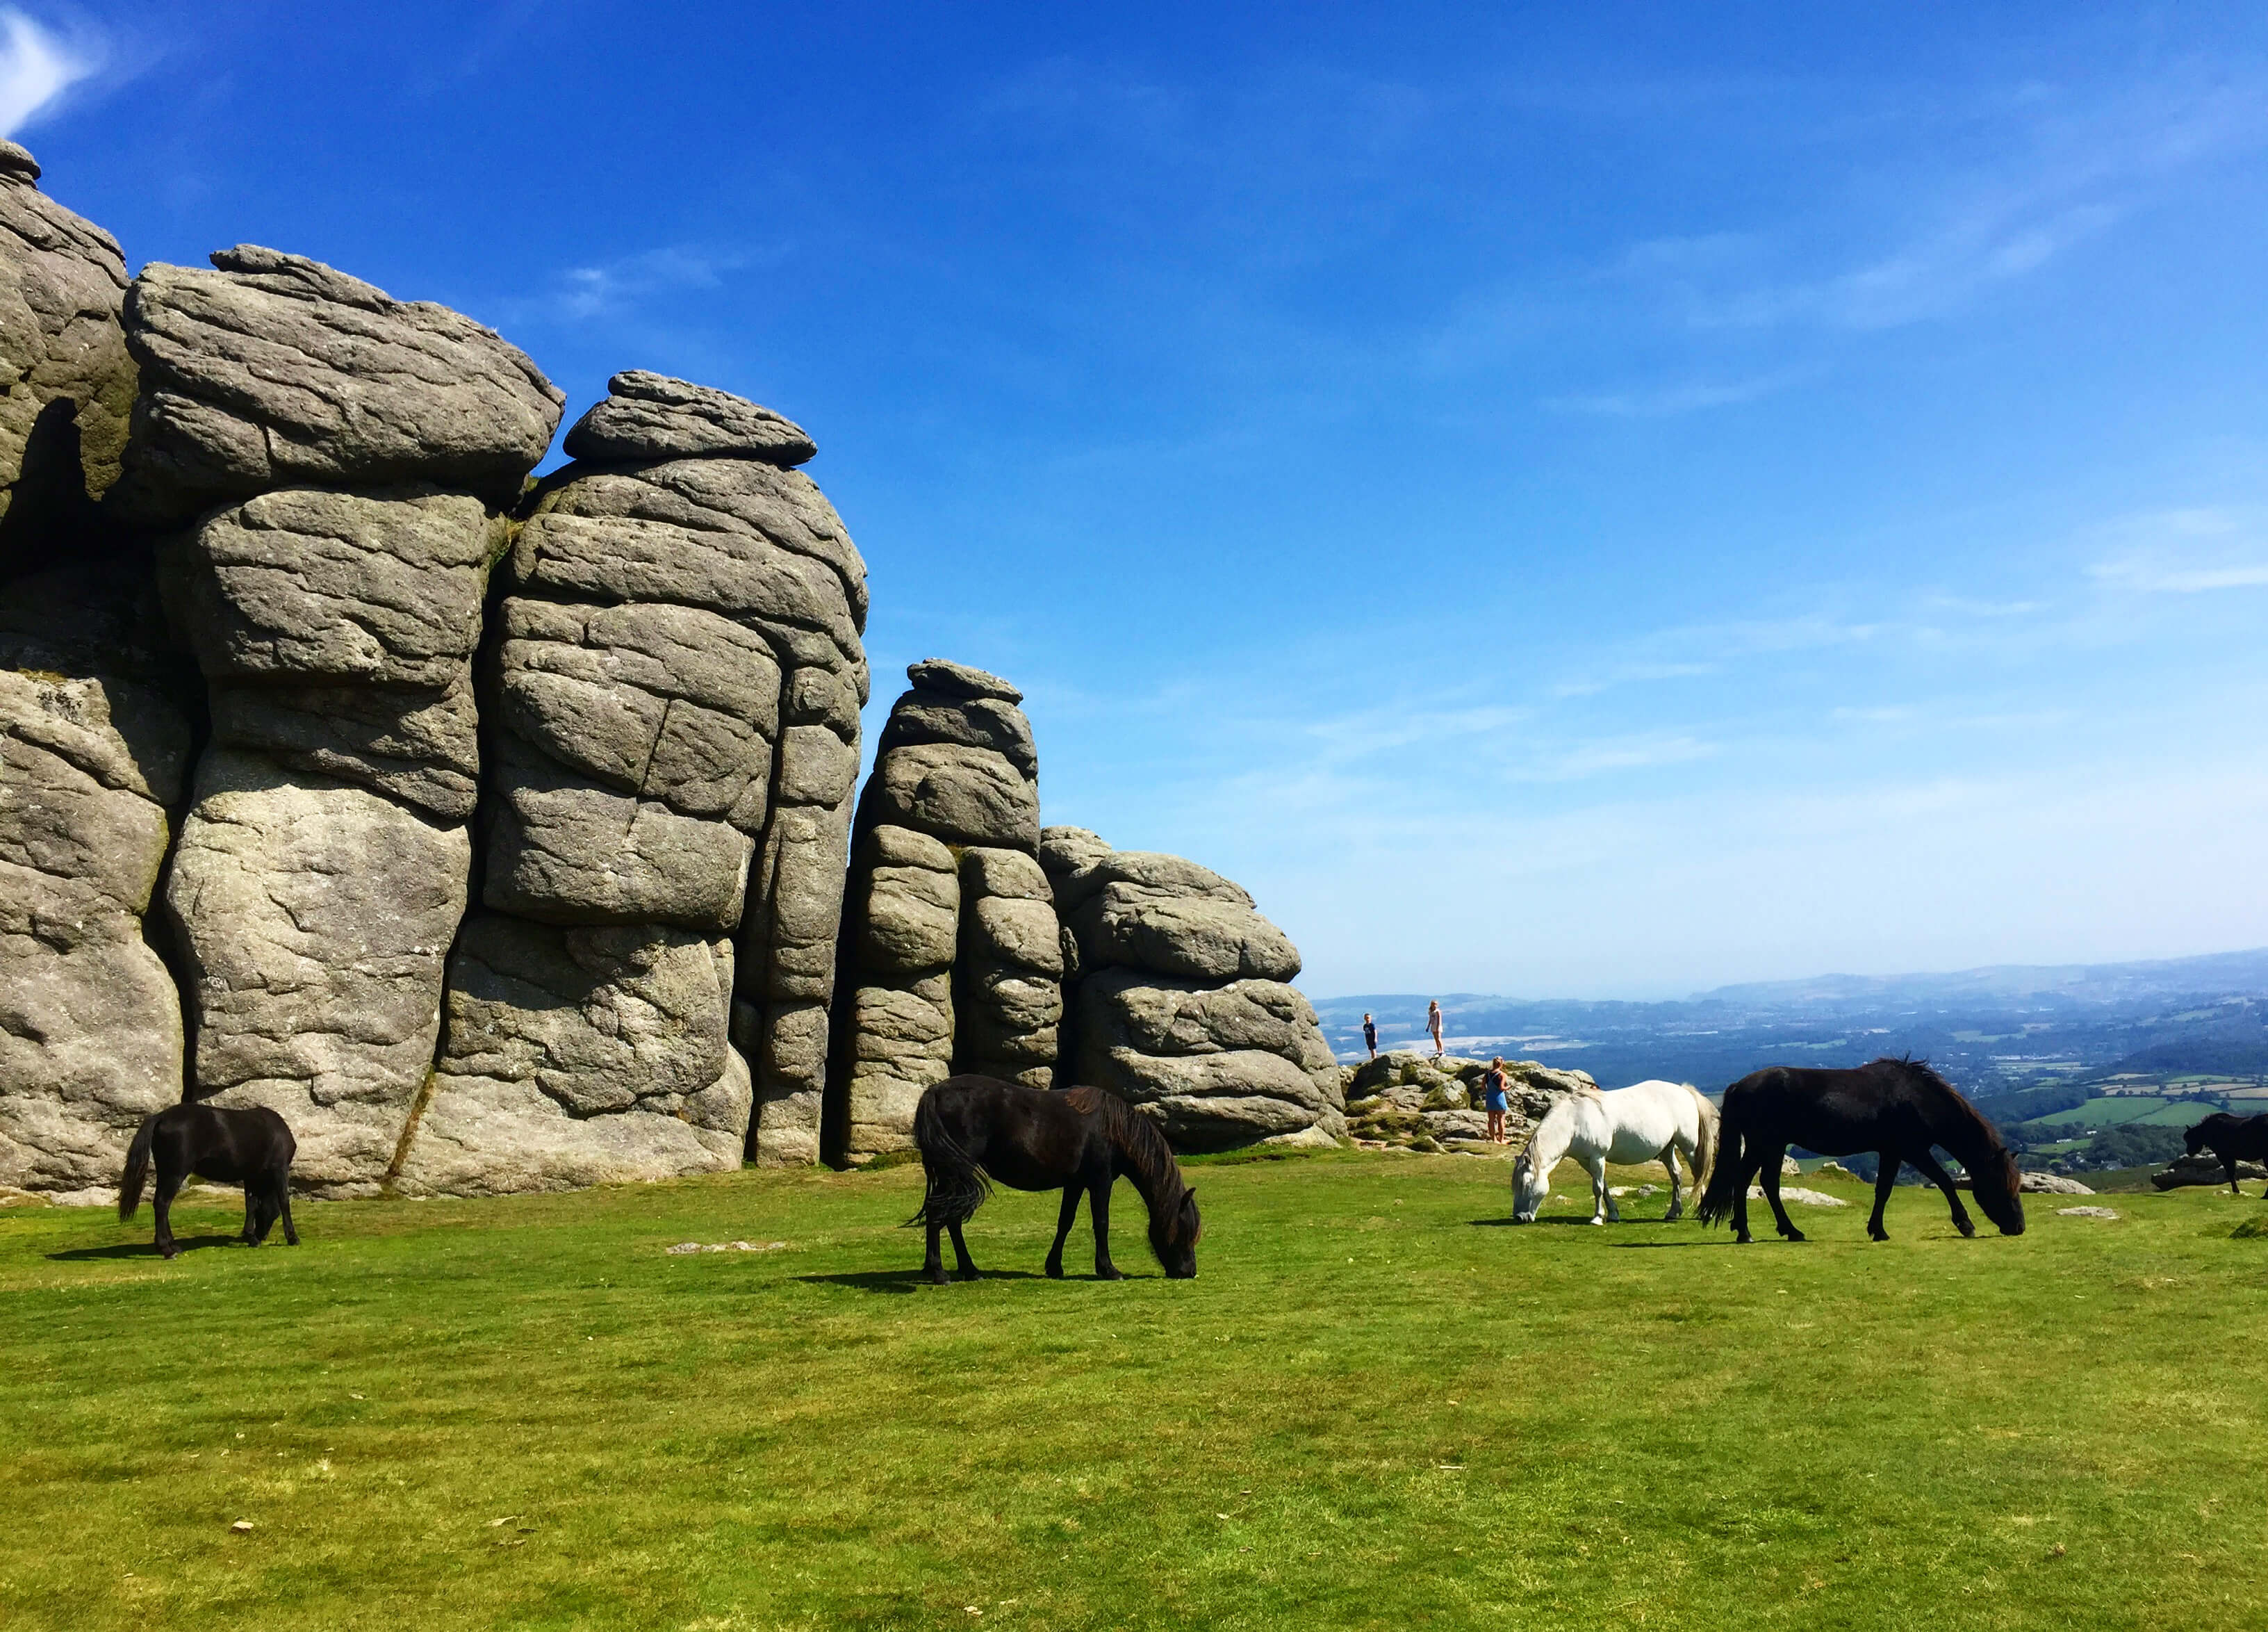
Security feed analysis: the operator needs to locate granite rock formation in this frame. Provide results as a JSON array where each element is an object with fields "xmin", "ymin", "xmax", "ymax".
[
  {"xmin": 0, "ymin": 152, "xmax": 191, "ymax": 1200},
  {"xmin": 1044, "ymin": 827, "xmax": 1342, "ymax": 1152},
  {"xmin": 827, "ymin": 661, "xmax": 1055, "ymax": 1161},
  {"xmin": 394, "ymin": 371, "xmax": 868, "ymax": 1192},
  {"xmin": 3, "ymin": 149, "xmax": 1336, "ymax": 1200}
]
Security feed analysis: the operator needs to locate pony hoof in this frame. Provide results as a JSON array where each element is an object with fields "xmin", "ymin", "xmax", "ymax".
[
  {"xmin": 1044, "ymin": 1262, "xmax": 1064, "ymax": 1279},
  {"xmin": 1782, "ymin": 1230, "xmax": 1807, "ymax": 1243},
  {"xmin": 1868, "ymin": 1229, "xmax": 1889, "ymax": 1242},
  {"xmin": 1097, "ymin": 1268, "xmax": 1126, "ymax": 1281}
]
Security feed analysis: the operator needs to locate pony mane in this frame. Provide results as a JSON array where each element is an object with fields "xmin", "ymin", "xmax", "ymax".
[
  {"xmin": 1062, "ymin": 1086, "xmax": 1188, "ymax": 1203},
  {"xmin": 1874, "ymin": 1055, "xmax": 2009, "ymax": 1161}
]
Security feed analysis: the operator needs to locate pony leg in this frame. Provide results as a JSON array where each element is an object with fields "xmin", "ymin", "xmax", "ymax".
[
  {"xmin": 153, "ymin": 1163, "xmax": 186, "ymax": 1259},
  {"xmin": 1868, "ymin": 1157, "xmax": 1897, "ymax": 1241},
  {"xmin": 1759, "ymin": 1149, "xmax": 1804, "ymax": 1242},
  {"xmin": 276, "ymin": 1175, "xmax": 298, "ymax": 1246},
  {"xmin": 1661, "ymin": 1146, "xmax": 1684, "ymax": 1221},
  {"xmin": 1909, "ymin": 1149, "xmax": 1975, "ymax": 1239},
  {"xmin": 2228, "ymin": 1155, "xmax": 2243, "ymax": 1197},
  {"xmin": 946, "ymin": 1220, "xmax": 981, "ymax": 1279},
  {"xmin": 1732, "ymin": 1149, "xmax": 1762, "ymax": 1243},
  {"xmin": 1089, "ymin": 1179, "xmax": 1124, "ymax": 1280},
  {"xmin": 240, "ymin": 1186, "xmax": 260, "ymax": 1244},
  {"xmin": 1585, "ymin": 1154, "xmax": 1611, "ymax": 1224},
  {"xmin": 1044, "ymin": 1185, "xmax": 1082, "ymax": 1279},
  {"xmin": 923, "ymin": 1222, "xmax": 948, "ymax": 1284}
]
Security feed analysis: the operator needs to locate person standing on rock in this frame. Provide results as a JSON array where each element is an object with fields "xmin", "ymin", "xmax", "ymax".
[
  {"xmin": 1363, "ymin": 1013, "xmax": 1378, "ymax": 1059},
  {"xmin": 1427, "ymin": 999, "xmax": 1445, "ymax": 1058},
  {"xmin": 1482, "ymin": 1057, "xmax": 1511, "ymax": 1144}
]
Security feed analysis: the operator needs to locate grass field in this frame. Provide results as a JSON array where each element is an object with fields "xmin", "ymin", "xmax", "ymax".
[{"xmin": 6, "ymin": 1151, "xmax": 2267, "ymax": 1630}]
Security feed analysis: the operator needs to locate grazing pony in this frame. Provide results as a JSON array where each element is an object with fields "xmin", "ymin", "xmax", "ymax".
[
  {"xmin": 910, "ymin": 1075, "xmax": 1201, "ymax": 1283},
  {"xmin": 1698, "ymin": 1057, "xmax": 2023, "ymax": 1243},
  {"xmin": 1511, "ymin": 1080, "xmax": 1718, "ymax": 1224},
  {"xmin": 2183, "ymin": 1111, "xmax": 2268, "ymax": 1196},
  {"xmin": 120, "ymin": 1102, "xmax": 299, "ymax": 1259}
]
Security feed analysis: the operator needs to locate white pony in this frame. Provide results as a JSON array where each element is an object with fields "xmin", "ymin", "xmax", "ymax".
[{"xmin": 1511, "ymin": 1081, "xmax": 1718, "ymax": 1224}]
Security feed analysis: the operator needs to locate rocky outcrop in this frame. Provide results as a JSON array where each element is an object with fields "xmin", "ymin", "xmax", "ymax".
[
  {"xmin": 2153, "ymin": 1154, "xmax": 2268, "ymax": 1191},
  {"xmin": 124, "ymin": 247, "xmax": 563, "ymax": 1196},
  {"xmin": 1342, "ymin": 1052, "xmax": 1594, "ymax": 1152},
  {"xmin": 0, "ymin": 154, "xmax": 190, "ymax": 1200},
  {"xmin": 397, "ymin": 371, "xmax": 866, "ymax": 1191},
  {"xmin": 0, "ymin": 142, "xmax": 135, "ymax": 571},
  {"xmin": 827, "ymin": 662, "xmax": 1055, "ymax": 1161},
  {"xmin": 1044, "ymin": 827, "xmax": 1340, "ymax": 1152},
  {"xmin": 0, "ymin": 562, "xmax": 192, "ymax": 1199},
  {"xmin": 110, "ymin": 246, "xmax": 560, "ymax": 527}
]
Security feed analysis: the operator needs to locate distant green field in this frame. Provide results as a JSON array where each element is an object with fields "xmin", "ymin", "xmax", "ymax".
[
  {"xmin": 5, "ymin": 1154, "xmax": 2267, "ymax": 1630},
  {"xmin": 2023, "ymin": 1095, "xmax": 2221, "ymax": 1130}
]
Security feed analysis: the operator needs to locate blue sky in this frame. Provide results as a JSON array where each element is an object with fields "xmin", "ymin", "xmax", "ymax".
[{"xmin": 10, "ymin": 1, "xmax": 2268, "ymax": 997}]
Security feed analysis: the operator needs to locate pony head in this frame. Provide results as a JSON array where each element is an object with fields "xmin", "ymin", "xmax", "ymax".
[
  {"xmin": 1969, "ymin": 1141, "xmax": 2025, "ymax": 1236},
  {"xmin": 1511, "ymin": 1143, "xmax": 1550, "ymax": 1222},
  {"xmin": 2184, "ymin": 1116, "xmax": 2219, "ymax": 1156},
  {"xmin": 1150, "ymin": 1186, "xmax": 1201, "ymax": 1278}
]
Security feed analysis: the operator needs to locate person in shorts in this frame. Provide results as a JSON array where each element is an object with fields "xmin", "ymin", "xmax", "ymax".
[
  {"xmin": 1482, "ymin": 1056, "xmax": 1510, "ymax": 1143},
  {"xmin": 1362, "ymin": 1013, "xmax": 1378, "ymax": 1059},
  {"xmin": 1427, "ymin": 999, "xmax": 1445, "ymax": 1058}
]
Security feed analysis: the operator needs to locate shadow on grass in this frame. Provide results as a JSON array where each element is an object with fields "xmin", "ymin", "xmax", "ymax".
[
  {"xmin": 48, "ymin": 1234, "xmax": 245, "ymax": 1261},
  {"xmin": 1466, "ymin": 1215, "xmax": 1643, "ymax": 1227},
  {"xmin": 794, "ymin": 1267, "xmax": 1060, "ymax": 1294}
]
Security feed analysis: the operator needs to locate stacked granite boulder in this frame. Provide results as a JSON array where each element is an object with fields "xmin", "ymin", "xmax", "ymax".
[
  {"xmin": 1042, "ymin": 827, "xmax": 1343, "ymax": 1151},
  {"xmin": 1342, "ymin": 1052, "xmax": 1596, "ymax": 1151},
  {"xmin": 0, "ymin": 142, "xmax": 192, "ymax": 1196},
  {"xmin": 827, "ymin": 660, "xmax": 1057, "ymax": 1161},
  {"xmin": 393, "ymin": 372, "xmax": 868, "ymax": 1193},
  {"xmin": 105, "ymin": 245, "xmax": 564, "ymax": 1196}
]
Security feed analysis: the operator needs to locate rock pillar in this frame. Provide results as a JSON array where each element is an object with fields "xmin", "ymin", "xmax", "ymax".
[
  {"xmin": 826, "ymin": 660, "xmax": 1057, "ymax": 1161},
  {"xmin": 395, "ymin": 373, "xmax": 866, "ymax": 1192},
  {"xmin": 115, "ymin": 245, "xmax": 564, "ymax": 1194},
  {"xmin": 0, "ymin": 145, "xmax": 190, "ymax": 1198}
]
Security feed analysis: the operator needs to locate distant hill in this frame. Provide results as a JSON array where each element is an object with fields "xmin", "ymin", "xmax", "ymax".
[
  {"xmin": 1698, "ymin": 948, "xmax": 2268, "ymax": 1009},
  {"xmin": 1313, "ymin": 949, "xmax": 2268, "ymax": 1094}
]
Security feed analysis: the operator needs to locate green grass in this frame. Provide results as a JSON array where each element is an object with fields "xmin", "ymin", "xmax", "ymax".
[{"xmin": 6, "ymin": 1154, "xmax": 2268, "ymax": 1630}]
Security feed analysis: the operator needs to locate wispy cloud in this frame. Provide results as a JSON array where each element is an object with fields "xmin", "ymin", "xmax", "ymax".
[
  {"xmin": 502, "ymin": 245, "xmax": 778, "ymax": 327},
  {"xmin": 1543, "ymin": 371, "xmax": 1805, "ymax": 417},
  {"xmin": 2088, "ymin": 506, "xmax": 2268, "ymax": 594},
  {"xmin": 0, "ymin": 8, "xmax": 97, "ymax": 137},
  {"xmin": 1613, "ymin": 70, "xmax": 2268, "ymax": 334}
]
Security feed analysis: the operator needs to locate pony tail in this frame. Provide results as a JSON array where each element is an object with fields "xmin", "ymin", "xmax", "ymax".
[
  {"xmin": 118, "ymin": 1113, "xmax": 156, "ymax": 1221},
  {"xmin": 1686, "ymin": 1086, "xmax": 1719, "ymax": 1198},
  {"xmin": 1695, "ymin": 1097, "xmax": 1743, "ymax": 1227},
  {"xmin": 907, "ymin": 1086, "xmax": 991, "ymax": 1229}
]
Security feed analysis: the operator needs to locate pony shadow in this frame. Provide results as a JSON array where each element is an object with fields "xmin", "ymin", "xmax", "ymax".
[
  {"xmin": 48, "ymin": 1234, "xmax": 243, "ymax": 1261},
  {"xmin": 1466, "ymin": 1215, "xmax": 1614, "ymax": 1227},
  {"xmin": 794, "ymin": 1267, "xmax": 1053, "ymax": 1294}
]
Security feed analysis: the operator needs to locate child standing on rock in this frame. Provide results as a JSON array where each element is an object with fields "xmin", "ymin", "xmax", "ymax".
[{"xmin": 1427, "ymin": 999, "xmax": 1445, "ymax": 1058}]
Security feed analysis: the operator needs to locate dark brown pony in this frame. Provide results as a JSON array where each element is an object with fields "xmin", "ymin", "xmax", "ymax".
[
  {"xmin": 120, "ymin": 1102, "xmax": 299, "ymax": 1259},
  {"xmin": 910, "ymin": 1075, "xmax": 1201, "ymax": 1283},
  {"xmin": 1698, "ymin": 1056, "xmax": 2023, "ymax": 1243},
  {"xmin": 2183, "ymin": 1111, "xmax": 2268, "ymax": 1196}
]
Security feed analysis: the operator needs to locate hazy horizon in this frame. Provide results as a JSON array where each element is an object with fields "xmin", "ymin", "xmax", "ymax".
[{"xmin": 10, "ymin": 3, "xmax": 2265, "ymax": 998}]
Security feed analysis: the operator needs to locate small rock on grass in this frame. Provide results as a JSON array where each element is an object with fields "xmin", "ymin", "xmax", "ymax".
[
  {"xmin": 1745, "ymin": 1186, "xmax": 1847, "ymax": 1207},
  {"xmin": 229, "ymin": 1519, "xmax": 254, "ymax": 1533},
  {"xmin": 2057, "ymin": 1206, "xmax": 2119, "ymax": 1221},
  {"xmin": 664, "ymin": 1240, "xmax": 787, "ymax": 1254}
]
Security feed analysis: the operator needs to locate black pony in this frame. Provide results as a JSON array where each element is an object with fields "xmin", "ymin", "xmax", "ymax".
[
  {"xmin": 910, "ymin": 1075, "xmax": 1201, "ymax": 1283},
  {"xmin": 2183, "ymin": 1111, "xmax": 2268, "ymax": 1196},
  {"xmin": 120, "ymin": 1103, "xmax": 299, "ymax": 1259},
  {"xmin": 1698, "ymin": 1057, "xmax": 2023, "ymax": 1243}
]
